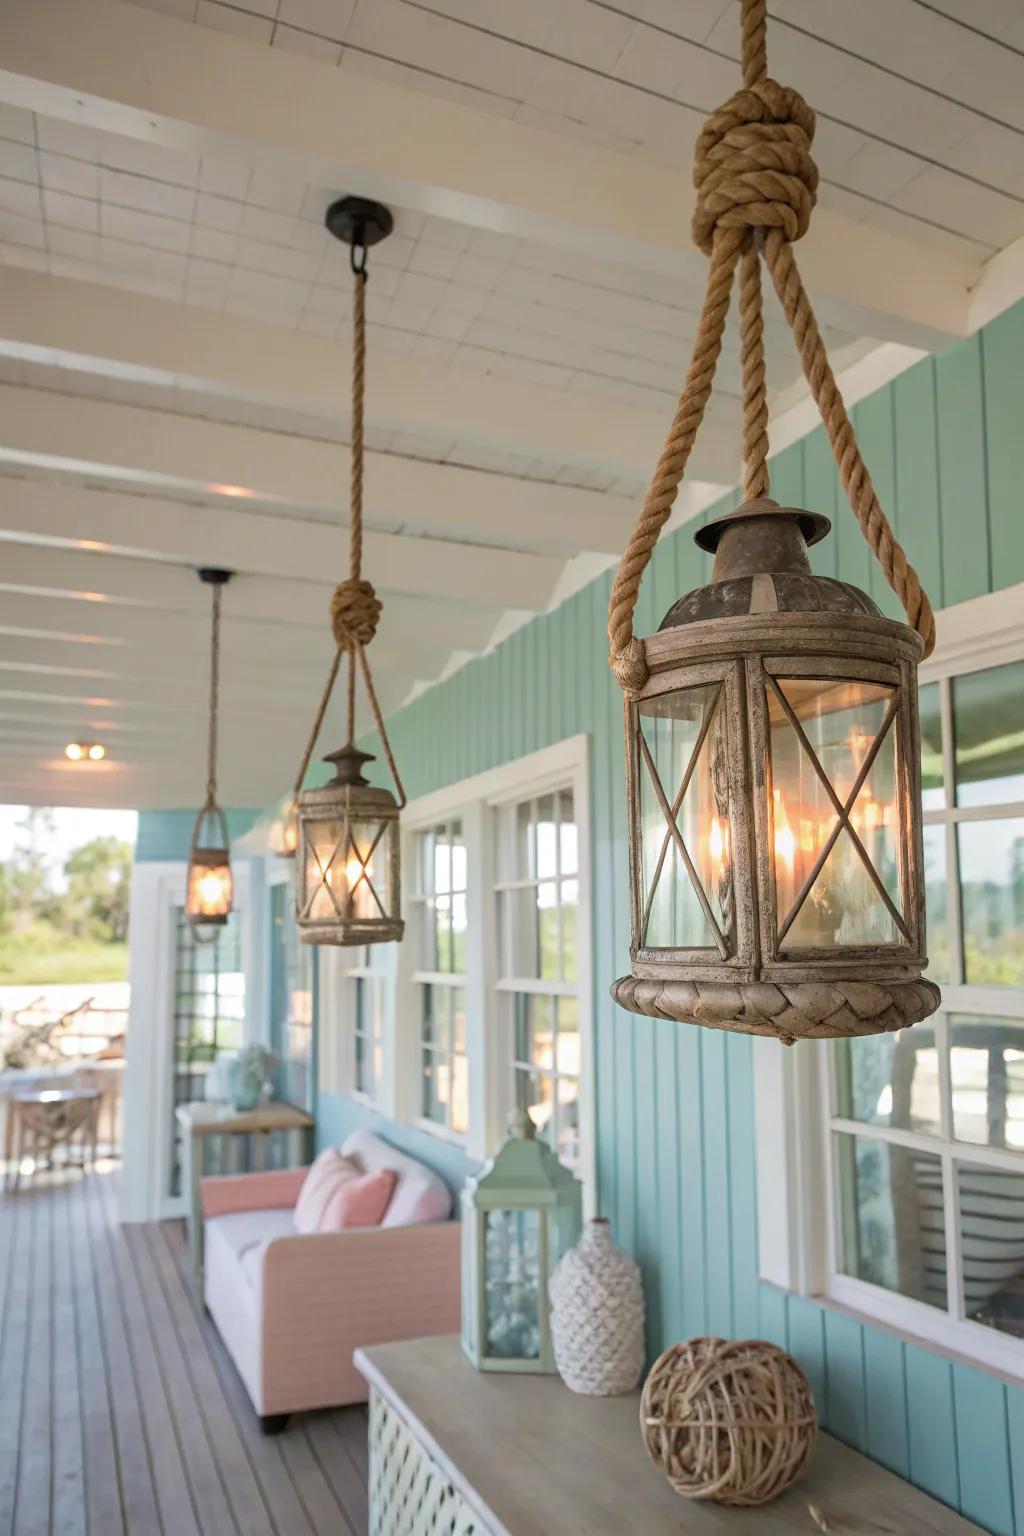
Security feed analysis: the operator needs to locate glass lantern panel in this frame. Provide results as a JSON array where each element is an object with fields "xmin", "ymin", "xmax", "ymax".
[
  {"xmin": 638, "ymin": 683, "xmax": 732, "ymax": 949},
  {"xmin": 483, "ymin": 1209, "xmax": 542, "ymax": 1360},
  {"xmin": 187, "ymin": 856, "xmax": 232, "ymax": 921},
  {"xmin": 305, "ymin": 815, "xmax": 390, "ymax": 923},
  {"xmin": 770, "ymin": 678, "xmax": 904, "ymax": 948}
]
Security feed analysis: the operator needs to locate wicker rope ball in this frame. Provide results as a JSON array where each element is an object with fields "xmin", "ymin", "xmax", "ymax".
[{"xmin": 640, "ymin": 1337, "xmax": 817, "ymax": 1507}]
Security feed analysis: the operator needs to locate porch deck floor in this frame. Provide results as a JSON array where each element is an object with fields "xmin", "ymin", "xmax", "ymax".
[{"xmin": 0, "ymin": 1167, "xmax": 369, "ymax": 1535}]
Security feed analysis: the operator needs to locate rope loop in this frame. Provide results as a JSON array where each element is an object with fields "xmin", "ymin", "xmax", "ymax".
[
  {"xmin": 692, "ymin": 79, "xmax": 818, "ymax": 256},
  {"xmin": 330, "ymin": 577, "xmax": 381, "ymax": 651}
]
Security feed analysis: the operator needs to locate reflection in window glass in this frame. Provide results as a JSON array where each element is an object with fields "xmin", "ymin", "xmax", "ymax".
[
  {"xmin": 833, "ymin": 1030, "xmax": 941, "ymax": 1137},
  {"xmin": 837, "ymin": 1134, "xmax": 946, "ymax": 1309},
  {"xmin": 958, "ymin": 1163, "xmax": 1024, "ymax": 1339},
  {"xmin": 958, "ymin": 818, "xmax": 1024, "ymax": 985},
  {"xmin": 922, "ymin": 824, "xmax": 949, "ymax": 983},
  {"xmin": 954, "ymin": 659, "xmax": 1024, "ymax": 808},
  {"xmin": 920, "ymin": 681, "xmax": 944, "ymax": 811},
  {"xmin": 950, "ymin": 1016, "xmax": 1024, "ymax": 1152}
]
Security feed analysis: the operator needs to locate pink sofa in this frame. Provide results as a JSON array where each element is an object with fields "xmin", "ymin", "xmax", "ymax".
[{"xmin": 201, "ymin": 1129, "xmax": 461, "ymax": 1429}]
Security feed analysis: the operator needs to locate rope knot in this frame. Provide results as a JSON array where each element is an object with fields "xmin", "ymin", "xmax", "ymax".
[
  {"xmin": 330, "ymin": 577, "xmax": 381, "ymax": 651},
  {"xmin": 610, "ymin": 636, "xmax": 649, "ymax": 696},
  {"xmin": 692, "ymin": 78, "xmax": 818, "ymax": 255}
]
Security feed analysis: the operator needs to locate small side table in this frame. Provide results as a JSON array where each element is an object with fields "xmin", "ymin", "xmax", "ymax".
[
  {"xmin": 7, "ymin": 1087, "xmax": 101, "ymax": 1190},
  {"xmin": 179, "ymin": 1100, "xmax": 315, "ymax": 1290}
]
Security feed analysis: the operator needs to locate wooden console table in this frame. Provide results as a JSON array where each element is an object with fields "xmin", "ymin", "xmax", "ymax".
[{"xmin": 356, "ymin": 1335, "xmax": 984, "ymax": 1536}]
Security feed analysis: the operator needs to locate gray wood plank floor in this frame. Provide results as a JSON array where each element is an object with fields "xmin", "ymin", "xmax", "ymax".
[{"xmin": 0, "ymin": 1168, "xmax": 369, "ymax": 1536}]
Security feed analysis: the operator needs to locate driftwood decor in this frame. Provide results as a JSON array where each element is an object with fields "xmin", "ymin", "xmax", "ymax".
[{"xmin": 607, "ymin": 0, "xmax": 940, "ymax": 1043}]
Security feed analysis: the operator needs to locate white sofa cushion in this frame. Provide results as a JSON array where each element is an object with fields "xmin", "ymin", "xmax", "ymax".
[
  {"xmin": 341, "ymin": 1128, "xmax": 452, "ymax": 1228},
  {"xmin": 205, "ymin": 1207, "xmax": 296, "ymax": 1297}
]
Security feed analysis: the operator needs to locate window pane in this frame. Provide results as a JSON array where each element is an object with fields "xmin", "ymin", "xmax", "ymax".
[
  {"xmin": 558, "ymin": 790, "xmax": 577, "ymax": 875},
  {"xmin": 958, "ymin": 1163, "xmax": 1024, "ymax": 1339},
  {"xmin": 920, "ymin": 681, "xmax": 944, "ymax": 811},
  {"xmin": 518, "ymin": 800, "xmax": 534, "ymax": 879},
  {"xmin": 556, "ymin": 996, "xmax": 580, "ymax": 1077},
  {"xmin": 420, "ymin": 829, "xmax": 436, "ymax": 895},
  {"xmin": 836, "ymin": 1134, "xmax": 946, "ymax": 1309},
  {"xmin": 954, "ymin": 660, "xmax": 1024, "ymax": 808},
  {"xmin": 500, "ymin": 888, "xmax": 538, "ymax": 977},
  {"xmin": 958, "ymin": 819, "xmax": 1024, "ymax": 985},
  {"xmin": 537, "ymin": 882, "xmax": 560, "ymax": 980},
  {"xmin": 451, "ymin": 830, "xmax": 467, "ymax": 894},
  {"xmin": 422, "ymin": 1046, "xmax": 444, "ymax": 1123},
  {"xmin": 923, "ymin": 824, "xmax": 949, "ymax": 983},
  {"xmin": 451, "ymin": 1051, "xmax": 469, "ymax": 1135},
  {"xmin": 536, "ymin": 794, "xmax": 558, "ymax": 879},
  {"xmin": 451, "ymin": 986, "xmax": 467, "ymax": 1053},
  {"xmin": 833, "ymin": 1029, "xmax": 941, "ymax": 1137},
  {"xmin": 950, "ymin": 1015, "xmax": 1024, "ymax": 1151},
  {"xmin": 561, "ymin": 878, "xmax": 578, "ymax": 982},
  {"xmin": 435, "ymin": 831, "xmax": 452, "ymax": 896},
  {"xmin": 556, "ymin": 1076, "xmax": 580, "ymax": 1170},
  {"xmin": 512, "ymin": 994, "xmax": 554, "ymax": 1069},
  {"xmin": 422, "ymin": 984, "xmax": 445, "ymax": 1047},
  {"xmin": 517, "ymin": 1069, "xmax": 553, "ymax": 1142},
  {"xmin": 452, "ymin": 892, "xmax": 467, "ymax": 972}
]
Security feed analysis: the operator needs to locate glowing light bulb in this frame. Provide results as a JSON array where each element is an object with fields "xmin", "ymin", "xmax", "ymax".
[
  {"xmin": 87, "ymin": 743, "xmax": 106, "ymax": 761},
  {"xmin": 773, "ymin": 789, "xmax": 796, "ymax": 874},
  {"xmin": 65, "ymin": 743, "xmax": 83, "ymax": 761},
  {"xmin": 198, "ymin": 869, "xmax": 227, "ymax": 907}
]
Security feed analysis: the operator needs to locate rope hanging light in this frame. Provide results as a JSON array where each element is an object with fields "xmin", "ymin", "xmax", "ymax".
[
  {"xmin": 609, "ymin": 0, "xmax": 940, "ymax": 1044},
  {"xmin": 186, "ymin": 567, "xmax": 234, "ymax": 940},
  {"xmin": 288, "ymin": 197, "xmax": 406, "ymax": 948}
]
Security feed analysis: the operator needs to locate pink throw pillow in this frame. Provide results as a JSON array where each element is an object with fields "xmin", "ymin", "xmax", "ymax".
[
  {"xmin": 318, "ymin": 1168, "xmax": 398, "ymax": 1232},
  {"xmin": 293, "ymin": 1149, "xmax": 359, "ymax": 1235}
]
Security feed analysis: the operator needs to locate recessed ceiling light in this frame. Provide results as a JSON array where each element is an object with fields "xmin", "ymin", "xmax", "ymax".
[
  {"xmin": 65, "ymin": 742, "xmax": 84, "ymax": 761},
  {"xmin": 87, "ymin": 743, "xmax": 106, "ymax": 761},
  {"xmin": 65, "ymin": 741, "xmax": 107, "ymax": 762}
]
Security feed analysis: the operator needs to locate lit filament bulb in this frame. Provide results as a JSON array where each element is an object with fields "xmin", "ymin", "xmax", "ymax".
[
  {"xmin": 198, "ymin": 869, "xmax": 228, "ymax": 908},
  {"xmin": 773, "ymin": 789, "xmax": 796, "ymax": 875},
  {"xmin": 708, "ymin": 815, "xmax": 730, "ymax": 887}
]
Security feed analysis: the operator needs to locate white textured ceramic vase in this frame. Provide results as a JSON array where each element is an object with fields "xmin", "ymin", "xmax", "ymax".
[{"xmin": 548, "ymin": 1217, "xmax": 645, "ymax": 1396}]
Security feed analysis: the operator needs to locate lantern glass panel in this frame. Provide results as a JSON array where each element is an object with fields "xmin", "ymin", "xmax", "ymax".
[
  {"xmin": 483, "ymin": 1208, "xmax": 542, "ymax": 1361},
  {"xmin": 187, "ymin": 855, "xmax": 232, "ymax": 922},
  {"xmin": 768, "ymin": 677, "xmax": 904, "ymax": 949},
  {"xmin": 638, "ymin": 682, "xmax": 733, "ymax": 949},
  {"xmin": 304, "ymin": 815, "xmax": 390, "ymax": 924}
]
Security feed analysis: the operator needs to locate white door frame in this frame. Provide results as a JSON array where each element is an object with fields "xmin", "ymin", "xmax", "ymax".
[{"xmin": 118, "ymin": 858, "xmax": 256, "ymax": 1222}]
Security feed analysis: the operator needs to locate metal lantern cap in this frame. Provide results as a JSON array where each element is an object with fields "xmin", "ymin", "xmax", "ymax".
[{"xmin": 467, "ymin": 1110, "xmax": 581, "ymax": 1206}]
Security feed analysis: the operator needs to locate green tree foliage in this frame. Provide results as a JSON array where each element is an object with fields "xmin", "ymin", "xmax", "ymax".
[{"xmin": 62, "ymin": 836, "xmax": 132, "ymax": 942}]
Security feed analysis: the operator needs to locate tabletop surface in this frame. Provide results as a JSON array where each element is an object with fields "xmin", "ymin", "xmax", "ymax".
[
  {"xmin": 356, "ymin": 1335, "xmax": 985, "ymax": 1536},
  {"xmin": 15, "ymin": 1087, "xmax": 101, "ymax": 1105},
  {"xmin": 177, "ymin": 1099, "xmax": 314, "ymax": 1134}
]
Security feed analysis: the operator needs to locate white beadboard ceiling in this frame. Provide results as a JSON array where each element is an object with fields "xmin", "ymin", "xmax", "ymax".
[{"xmin": 0, "ymin": 0, "xmax": 1023, "ymax": 808}]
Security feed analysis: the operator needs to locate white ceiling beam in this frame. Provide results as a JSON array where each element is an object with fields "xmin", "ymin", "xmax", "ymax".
[
  {"xmin": 0, "ymin": 385, "xmax": 635, "ymax": 557},
  {"xmin": 0, "ymin": 591, "xmax": 453, "ymax": 677},
  {"xmin": 0, "ymin": 268, "xmax": 718, "ymax": 485},
  {"xmin": 0, "ymin": 544, "xmax": 499, "ymax": 654},
  {"xmin": 0, "ymin": 0, "xmax": 975, "ymax": 348},
  {"xmin": 0, "ymin": 477, "xmax": 563, "ymax": 613}
]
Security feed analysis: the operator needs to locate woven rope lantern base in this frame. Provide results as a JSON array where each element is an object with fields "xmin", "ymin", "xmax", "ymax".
[{"xmin": 640, "ymin": 1337, "xmax": 817, "ymax": 1507}]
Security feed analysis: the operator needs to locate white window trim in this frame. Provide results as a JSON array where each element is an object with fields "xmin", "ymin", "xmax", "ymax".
[
  {"xmin": 754, "ymin": 580, "xmax": 1024, "ymax": 1382},
  {"xmin": 396, "ymin": 735, "xmax": 596, "ymax": 1209},
  {"xmin": 319, "ymin": 940, "xmax": 399, "ymax": 1120}
]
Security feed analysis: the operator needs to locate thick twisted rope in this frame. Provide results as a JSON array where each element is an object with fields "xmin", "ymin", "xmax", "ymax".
[
  {"xmin": 608, "ymin": 0, "xmax": 935, "ymax": 693},
  {"xmin": 288, "ymin": 226, "xmax": 406, "ymax": 812}
]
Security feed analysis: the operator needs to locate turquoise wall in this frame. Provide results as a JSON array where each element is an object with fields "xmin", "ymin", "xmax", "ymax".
[
  {"xmin": 134, "ymin": 807, "xmax": 260, "ymax": 861},
  {"xmin": 317, "ymin": 1092, "xmax": 476, "ymax": 1196},
  {"xmin": 314, "ymin": 311, "xmax": 1024, "ymax": 1532}
]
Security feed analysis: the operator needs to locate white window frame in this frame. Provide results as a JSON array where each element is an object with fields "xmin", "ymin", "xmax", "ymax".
[
  {"xmin": 405, "ymin": 816, "xmax": 471, "ymax": 1145},
  {"xmin": 755, "ymin": 582, "xmax": 1024, "ymax": 1380},
  {"xmin": 395, "ymin": 736, "xmax": 596, "ymax": 1209},
  {"xmin": 318, "ymin": 940, "xmax": 399, "ymax": 1119}
]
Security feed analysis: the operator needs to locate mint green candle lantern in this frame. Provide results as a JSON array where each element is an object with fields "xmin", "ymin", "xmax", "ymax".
[{"xmin": 461, "ymin": 1109, "xmax": 582, "ymax": 1373}]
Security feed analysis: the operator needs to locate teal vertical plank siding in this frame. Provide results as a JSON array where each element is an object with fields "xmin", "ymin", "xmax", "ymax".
[
  {"xmin": 983, "ymin": 304, "xmax": 1024, "ymax": 592},
  {"xmin": 953, "ymin": 1367, "xmax": 1014, "ymax": 1536},
  {"xmin": 295, "ymin": 299, "xmax": 1024, "ymax": 1526},
  {"xmin": 823, "ymin": 1309, "xmax": 867, "ymax": 1452},
  {"xmin": 862, "ymin": 1330, "xmax": 910, "ymax": 1477},
  {"xmin": 936, "ymin": 336, "xmax": 990, "ymax": 607},
  {"xmin": 894, "ymin": 360, "xmax": 944, "ymax": 611},
  {"xmin": 852, "ymin": 390, "xmax": 896, "ymax": 616},
  {"xmin": 905, "ymin": 1346, "xmax": 960, "ymax": 1510}
]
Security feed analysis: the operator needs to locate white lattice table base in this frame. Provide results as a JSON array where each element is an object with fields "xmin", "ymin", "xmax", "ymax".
[{"xmin": 369, "ymin": 1389, "xmax": 488, "ymax": 1536}]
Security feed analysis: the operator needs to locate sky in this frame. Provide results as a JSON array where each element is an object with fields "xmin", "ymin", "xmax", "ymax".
[{"xmin": 0, "ymin": 805, "xmax": 138, "ymax": 885}]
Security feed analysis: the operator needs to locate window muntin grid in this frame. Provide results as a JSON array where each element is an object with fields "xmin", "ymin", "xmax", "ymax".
[
  {"xmin": 496, "ymin": 788, "xmax": 582, "ymax": 1171},
  {"xmin": 411, "ymin": 820, "xmax": 468, "ymax": 1136},
  {"xmin": 825, "ymin": 657, "xmax": 1024, "ymax": 1358},
  {"xmin": 170, "ymin": 908, "xmax": 244, "ymax": 1197},
  {"xmin": 345, "ymin": 943, "xmax": 387, "ymax": 1103}
]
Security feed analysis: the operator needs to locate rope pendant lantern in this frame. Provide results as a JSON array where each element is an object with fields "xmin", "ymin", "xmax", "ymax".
[
  {"xmin": 186, "ymin": 567, "xmax": 234, "ymax": 940},
  {"xmin": 288, "ymin": 197, "xmax": 405, "ymax": 948},
  {"xmin": 608, "ymin": 0, "xmax": 940, "ymax": 1044}
]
